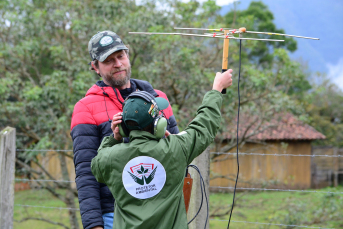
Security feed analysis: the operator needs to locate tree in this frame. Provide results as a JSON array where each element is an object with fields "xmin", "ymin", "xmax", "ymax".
[
  {"xmin": 304, "ymin": 73, "xmax": 343, "ymax": 147},
  {"xmin": 219, "ymin": 1, "xmax": 297, "ymax": 67},
  {"xmin": 0, "ymin": 0, "xmax": 223, "ymax": 227}
]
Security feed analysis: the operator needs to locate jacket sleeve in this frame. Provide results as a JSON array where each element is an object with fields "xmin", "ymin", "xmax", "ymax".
[
  {"xmin": 167, "ymin": 115, "xmax": 179, "ymax": 134},
  {"xmin": 91, "ymin": 136, "xmax": 122, "ymax": 184},
  {"xmin": 169, "ymin": 90, "xmax": 223, "ymax": 164},
  {"xmin": 71, "ymin": 101, "xmax": 104, "ymax": 229}
]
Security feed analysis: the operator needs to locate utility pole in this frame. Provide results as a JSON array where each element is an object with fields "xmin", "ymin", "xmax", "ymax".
[{"xmin": 187, "ymin": 148, "xmax": 210, "ymax": 229}]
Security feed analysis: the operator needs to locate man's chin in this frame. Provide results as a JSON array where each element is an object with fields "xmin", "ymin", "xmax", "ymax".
[{"xmin": 108, "ymin": 78, "xmax": 130, "ymax": 88}]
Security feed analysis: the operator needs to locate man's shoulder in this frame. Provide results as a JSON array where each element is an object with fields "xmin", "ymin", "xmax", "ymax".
[
  {"xmin": 131, "ymin": 79, "xmax": 157, "ymax": 96},
  {"xmin": 75, "ymin": 84, "xmax": 103, "ymax": 105},
  {"xmin": 154, "ymin": 89, "xmax": 168, "ymax": 100}
]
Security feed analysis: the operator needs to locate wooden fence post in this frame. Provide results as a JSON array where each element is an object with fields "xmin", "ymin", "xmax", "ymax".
[
  {"xmin": 0, "ymin": 127, "xmax": 16, "ymax": 229},
  {"xmin": 187, "ymin": 148, "xmax": 210, "ymax": 229},
  {"xmin": 334, "ymin": 147, "xmax": 339, "ymax": 187}
]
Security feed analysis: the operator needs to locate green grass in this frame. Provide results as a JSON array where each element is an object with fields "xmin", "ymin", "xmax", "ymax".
[
  {"xmin": 14, "ymin": 189, "xmax": 81, "ymax": 229},
  {"xmin": 209, "ymin": 186, "xmax": 343, "ymax": 229},
  {"xmin": 14, "ymin": 187, "xmax": 343, "ymax": 228}
]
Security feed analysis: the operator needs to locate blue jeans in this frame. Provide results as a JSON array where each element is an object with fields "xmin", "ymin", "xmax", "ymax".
[{"xmin": 102, "ymin": 212, "xmax": 114, "ymax": 229}]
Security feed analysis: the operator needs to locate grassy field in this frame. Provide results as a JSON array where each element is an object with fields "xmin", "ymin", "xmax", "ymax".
[
  {"xmin": 14, "ymin": 189, "xmax": 82, "ymax": 229},
  {"xmin": 209, "ymin": 186, "xmax": 343, "ymax": 229},
  {"xmin": 14, "ymin": 186, "xmax": 343, "ymax": 228}
]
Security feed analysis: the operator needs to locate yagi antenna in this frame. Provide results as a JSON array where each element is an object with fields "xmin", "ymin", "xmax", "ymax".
[
  {"xmin": 129, "ymin": 27, "xmax": 319, "ymax": 94},
  {"xmin": 174, "ymin": 27, "xmax": 320, "ymax": 40}
]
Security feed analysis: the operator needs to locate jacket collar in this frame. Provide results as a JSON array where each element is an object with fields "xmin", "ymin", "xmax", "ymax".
[
  {"xmin": 95, "ymin": 79, "xmax": 158, "ymax": 97},
  {"xmin": 129, "ymin": 130, "xmax": 160, "ymax": 142}
]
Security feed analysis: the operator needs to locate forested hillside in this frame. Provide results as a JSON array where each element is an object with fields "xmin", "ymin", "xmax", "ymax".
[{"xmin": 221, "ymin": 0, "xmax": 343, "ymax": 75}]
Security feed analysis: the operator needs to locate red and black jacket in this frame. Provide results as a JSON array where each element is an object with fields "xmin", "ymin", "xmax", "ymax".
[{"xmin": 70, "ymin": 79, "xmax": 179, "ymax": 229}]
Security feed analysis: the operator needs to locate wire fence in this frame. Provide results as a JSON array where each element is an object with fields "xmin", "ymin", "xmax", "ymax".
[
  {"xmin": 14, "ymin": 203, "xmax": 334, "ymax": 228},
  {"xmin": 14, "ymin": 148, "xmax": 343, "ymax": 228},
  {"xmin": 210, "ymin": 219, "xmax": 334, "ymax": 229},
  {"xmin": 17, "ymin": 149, "xmax": 342, "ymax": 157},
  {"xmin": 14, "ymin": 204, "xmax": 79, "ymax": 211},
  {"xmin": 211, "ymin": 152, "xmax": 343, "ymax": 158},
  {"xmin": 15, "ymin": 178, "xmax": 343, "ymax": 195},
  {"xmin": 13, "ymin": 203, "xmax": 336, "ymax": 228}
]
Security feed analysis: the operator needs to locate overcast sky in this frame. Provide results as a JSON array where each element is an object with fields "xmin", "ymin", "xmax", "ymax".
[{"xmin": 184, "ymin": 0, "xmax": 238, "ymax": 5}]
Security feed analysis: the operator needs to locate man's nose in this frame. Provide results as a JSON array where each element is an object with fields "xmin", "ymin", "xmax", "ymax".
[{"xmin": 113, "ymin": 58, "xmax": 122, "ymax": 68}]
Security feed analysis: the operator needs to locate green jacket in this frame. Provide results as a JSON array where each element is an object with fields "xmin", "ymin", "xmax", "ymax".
[{"xmin": 91, "ymin": 90, "xmax": 223, "ymax": 229}]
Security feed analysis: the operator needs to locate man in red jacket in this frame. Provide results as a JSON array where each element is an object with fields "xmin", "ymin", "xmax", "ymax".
[{"xmin": 70, "ymin": 31, "xmax": 179, "ymax": 229}]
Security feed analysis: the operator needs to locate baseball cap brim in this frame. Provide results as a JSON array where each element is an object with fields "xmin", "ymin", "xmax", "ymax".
[
  {"xmin": 155, "ymin": 97, "xmax": 169, "ymax": 110},
  {"xmin": 98, "ymin": 45, "xmax": 128, "ymax": 62}
]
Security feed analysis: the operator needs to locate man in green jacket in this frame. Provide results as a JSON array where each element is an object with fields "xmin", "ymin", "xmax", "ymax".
[{"xmin": 91, "ymin": 69, "xmax": 233, "ymax": 229}]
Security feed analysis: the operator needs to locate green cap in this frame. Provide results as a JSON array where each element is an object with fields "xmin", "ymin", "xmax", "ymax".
[
  {"xmin": 122, "ymin": 94, "xmax": 169, "ymax": 130},
  {"xmin": 88, "ymin": 30, "xmax": 128, "ymax": 62}
]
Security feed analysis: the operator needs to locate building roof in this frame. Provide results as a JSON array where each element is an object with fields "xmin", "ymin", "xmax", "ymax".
[{"xmin": 225, "ymin": 113, "xmax": 326, "ymax": 141}]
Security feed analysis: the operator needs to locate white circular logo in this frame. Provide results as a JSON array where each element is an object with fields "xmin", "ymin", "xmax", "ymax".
[
  {"xmin": 99, "ymin": 36, "xmax": 113, "ymax": 46},
  {"xmin": 122, "ymin": 156, "xmax": 166, "ymax": 199}
]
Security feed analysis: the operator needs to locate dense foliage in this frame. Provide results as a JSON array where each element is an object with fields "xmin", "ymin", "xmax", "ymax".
[{"xmin": 1, "ymin": 0, "xmax": 341, "ymax": 151}]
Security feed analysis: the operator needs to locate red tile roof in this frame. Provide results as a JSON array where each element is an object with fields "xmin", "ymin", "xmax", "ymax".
[{"xmin": 225, "ymin": 113, "xmax": 326, "ymax": 141}]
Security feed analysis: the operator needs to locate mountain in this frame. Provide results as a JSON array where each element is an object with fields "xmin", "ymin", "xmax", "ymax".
[{"xmin": 220, "ymin": 0, "xmax": 343, "ymax": 78}]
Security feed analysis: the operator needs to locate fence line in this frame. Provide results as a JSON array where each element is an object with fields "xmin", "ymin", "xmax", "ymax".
[
  {"xmin": 16, "ymin": 149, "xmax": 342, "ymax": 158},
  {"xmin": 15, "ymin": 178, "xmax": 343, "ymax": 195},
  {"xmin": 14, "ymin": 204, "xmax": 79, "ymax": 211},
  {"xmin": 210, "ymin": 186, "xmax": 343, "ymax": 194},
  {"xmin": 14, "ymin": 148, "xmax": 342, "ymax": 228},
  {"xmin": 16, "ymin": 149, "xmax": 72, "ymax": 152},
  {"xmin": 211, "ymin": 152, "xmax": 343, "ymax": 158},
  {"xmin": 15, "ymin": 178, "xmax": 74, "ymax": 183},
  {"xmin": 210, "ymin": 219, "xmax": 333, "ymax": 229},
  {"xmin": 14, "ymin": 205, "xmax": 334, "ymax": 228}
]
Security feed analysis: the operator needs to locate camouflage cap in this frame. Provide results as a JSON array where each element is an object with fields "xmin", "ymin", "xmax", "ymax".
[{"xmin": 88, "ymin": 31, "xmax": 128, "ymax": 62}]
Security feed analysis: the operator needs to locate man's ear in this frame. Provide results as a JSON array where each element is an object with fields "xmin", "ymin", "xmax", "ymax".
[{"xmin": 91, "ymin": 61, "xmax": 100, "ymax": 75}]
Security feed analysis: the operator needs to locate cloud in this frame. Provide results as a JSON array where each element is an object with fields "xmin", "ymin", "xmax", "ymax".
[
  {"xmin": 215, "ymin": 0, "xmax": 239, "ymax": 6},
  {"xmin": 326, "ymin": 57, "xmax": 343, "ymax": 91}
]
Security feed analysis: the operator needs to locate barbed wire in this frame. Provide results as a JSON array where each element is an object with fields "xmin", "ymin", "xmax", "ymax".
[
  {"xmin": 16, "ymin": 149, "xmax": 342, "ymax": 157},
  {"xmin": 210, "ymin": 219, "xmax": 333, "ymax": 229},
  {"xmin": 210, "ymin": 186, "xmax": 343, "ymax": 194},
  {"xmin": 14, "ymin": 148, "xmax": 342, "ymax": 228},
  {"xmin": 15, "ymin": 178, "xmax": 343, "ymax": 195},
  {"xmin": 14, "ymin": 205, "xmax": 334, "ymax": 228},
  {"xmin": 15, "ymin": 204, "xmax": 79, "ymax": 211},
  {"xmin": 16, "ymin": 149, "xmax": 72, "ymax": 152},
  {"xmin": 15, "ymin": 178, "xmax": 74, "ymax": 183},
  {"xmin": 211, "ymin": 152, "xmax": 343, "ymax": 157}
]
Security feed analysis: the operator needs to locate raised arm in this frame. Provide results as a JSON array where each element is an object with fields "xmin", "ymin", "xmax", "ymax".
[{"xmin": 169, "ymin": 69, "xmax": 233, "ymax": 164}]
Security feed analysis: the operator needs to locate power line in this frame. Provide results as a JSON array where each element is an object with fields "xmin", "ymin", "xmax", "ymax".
[
  {"xmin": 211, "ymin": 152, "xmax": 343, "ymax": 158},
  {"xmin": 210, "ymin": 186, "xmax": 343, "ymax": 195},
  {"xmin": 210, "ymin": 219, "xmax": 333, "ymax": 229}
]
